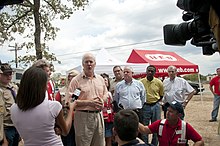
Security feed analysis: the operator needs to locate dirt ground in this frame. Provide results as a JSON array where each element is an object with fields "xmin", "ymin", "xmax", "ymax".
[
  {"xmin": 19, "ymin": 84, "xmax": 220, "ymax": 146},
  {"xmin": 184, "ymin": 84, "xmax": 220, "ymax": 146}
]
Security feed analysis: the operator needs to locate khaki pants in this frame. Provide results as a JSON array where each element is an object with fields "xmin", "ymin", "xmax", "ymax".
[{"xmin": 74, "ymin": 111, "xmax": 105, "ymax": 146}]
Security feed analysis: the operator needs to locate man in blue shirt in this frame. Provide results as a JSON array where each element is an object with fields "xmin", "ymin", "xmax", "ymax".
[{"xmin": 115, "ymin": 66, "xmax": 146, "ymax": 121}]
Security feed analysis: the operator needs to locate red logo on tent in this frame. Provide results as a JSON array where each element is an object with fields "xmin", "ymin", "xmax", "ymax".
[{"xmin": 145, "ymin": 54, "xmax": 177, "ymax": 61}]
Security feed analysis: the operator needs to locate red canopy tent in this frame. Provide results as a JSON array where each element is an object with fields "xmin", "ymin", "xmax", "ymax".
[{"xmin": 127, "ymin": 49, "xmax": 199, "ymax": 78}]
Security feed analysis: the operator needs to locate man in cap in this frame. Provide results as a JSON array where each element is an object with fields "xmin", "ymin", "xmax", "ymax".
[
  {"xmin": 0, "ymin": 63, "xmax": 20, "ymax": 145},
  {"xmin": 139, "ymin": 101, "xmax": 204, "ymax": 146},
  {"xmin": 0, "ymin": 69, "xmax": 8, "ymax": 145}
]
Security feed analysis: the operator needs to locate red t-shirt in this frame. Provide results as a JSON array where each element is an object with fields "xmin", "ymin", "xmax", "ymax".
[
  {"xmin": 55, "ymin": 91, "xmax": 61, "ymax": 102},
  {"xmin": 148, "ymin": 119, "xmax": 202, "ymax": 146},
  {"xmin": 47, "ymin": 80, "xmax": 55, "ymax": 100},
  {"xmin": 102, "ymin": 93, "xmax": 114, "ymax": 123},
  {"xmin": 210, "ymin": 76, "xmax": 220, "ymax": 96}
]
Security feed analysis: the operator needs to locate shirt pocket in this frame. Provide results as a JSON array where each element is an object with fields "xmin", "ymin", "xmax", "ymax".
[{"xmin": 94, "ymin": 84, "xmax": 105, "ymax": 97}]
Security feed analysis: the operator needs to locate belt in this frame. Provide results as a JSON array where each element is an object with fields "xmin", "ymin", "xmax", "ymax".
[
  {"xmin": 78, "ymin": 110, "xmax": 101, "ymax": 113},
  {"xmin": 144, "ymin": 102, "xmax": 158, "ymax": 106}
]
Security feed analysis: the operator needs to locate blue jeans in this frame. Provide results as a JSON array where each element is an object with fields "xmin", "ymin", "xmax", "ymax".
[
  {"xmin": 142, "ymin": 103, "xmax": 161, "ymax": 146},
  {"xmin": 211, "ymin": 94, "xmax": 220, "ymax": 120},
  {"xmin": 4, "ymin": 126, "xmax": 20, "ymax": 146},
  {"xmin": 61, "ymin": 123, "xmax": 76, "ymax": 146}
]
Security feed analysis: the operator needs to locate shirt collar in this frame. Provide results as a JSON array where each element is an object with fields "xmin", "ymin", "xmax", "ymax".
[
  {"xmin": 121, "ymin": 139, "xmax": 139, "ymax": 146},
  {"xmin": 0, "ymin": 82, "xmax": 11, "ymax": 88},
  {"xmin": 82, "ymin": 71, "xmax": 96, "ymax": 79},
  {"xmin": 124, "ymin": 78, "xmax": 134, "ymax": 85},
  {"xmin": 166, "ymin": 118, "xmax": 182, "ymax": 129},
  {"xmin": 169, "ymin": 76, "xmax": 176, "ymax": 82},
  {"xmin": 146, "ymin": 77, "xmax": 154, "ymax": 82}
]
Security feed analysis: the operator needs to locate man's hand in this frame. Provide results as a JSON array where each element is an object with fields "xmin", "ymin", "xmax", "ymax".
[
  {"xmin": 54, "ymin": 126, "xmax": 62, "ymax": 135},
  {"xmin": 91, "ymin": 97, "xmax": 104, "ymax": 110},
  {"xmin": 182, "ymin": 102, "xmax": 187, "ymax": 109}
]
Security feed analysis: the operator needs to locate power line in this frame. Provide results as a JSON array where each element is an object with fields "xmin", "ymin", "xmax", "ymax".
[
  {"xmin": 58, "ymin": 41, "xmax": 164, "ymax": 62},
  {"xmin": 104, "ymin": 39, "xmax": 163, "ymax": 49},
  {"xmin": 56, "ymin": 39, "xmax": 164, "ymax": 57}
]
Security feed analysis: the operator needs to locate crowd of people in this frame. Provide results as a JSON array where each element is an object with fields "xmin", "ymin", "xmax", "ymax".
[{"xmin": 0, "ymin": 52, "xmax": 219, "ymax": 146}]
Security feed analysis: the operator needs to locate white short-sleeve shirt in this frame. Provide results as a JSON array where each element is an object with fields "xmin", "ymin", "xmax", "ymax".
[
  {"xmin": 163, "ymin": 77, "xmax": 194, "ymax": 103},
  {"xmin": 11, "ymin": 98, "xmax": 63, "ymax": 146}
]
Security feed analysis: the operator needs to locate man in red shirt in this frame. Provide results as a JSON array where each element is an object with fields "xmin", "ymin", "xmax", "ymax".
[
  {"xmin": 139, "ymin": 101, "xmax": 204, "ymax": 146},
  {"xmin": 209, "ymin": 68, "xmax": 220, "ymax": 122}
]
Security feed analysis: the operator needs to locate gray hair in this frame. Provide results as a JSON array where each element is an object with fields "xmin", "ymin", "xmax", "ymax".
[
  {"xmin": 167, "ymin": 65, "xmax": 177, "ymax": 71},
  {"xmin": 32, "ymin": 59, "xmax": 50, "ymax": 69},
  {"xmin": 124, "ymin": 66, "xmax": 134, "ymax": 73},
  {"xmin": 82, "ymin": 53, "xmax": 96, "ymax": 63}
]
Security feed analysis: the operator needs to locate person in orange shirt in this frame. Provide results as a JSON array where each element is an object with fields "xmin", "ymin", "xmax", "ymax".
[{"xmin": 67, "ymin": 53, "xmax": 108, "ymax": 146}]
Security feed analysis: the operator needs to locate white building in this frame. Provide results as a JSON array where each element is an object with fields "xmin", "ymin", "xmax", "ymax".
[{"xmin": 12, "ymin": 68, "xmax": 24, "ymax": 84}]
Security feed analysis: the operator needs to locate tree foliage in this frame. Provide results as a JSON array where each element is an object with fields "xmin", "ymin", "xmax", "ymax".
[
  {"xmin": 0, "ymin": 0, "xmax": 88, "ymax": 66},
  {"xmin": 183, "ymin": 73, "xmax": 206, "ymax": 82}
]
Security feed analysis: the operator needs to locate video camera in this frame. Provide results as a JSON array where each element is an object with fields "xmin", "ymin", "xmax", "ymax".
[
  {"xmin": 0, "ymin": 0, "xmax": 24, "ymax": 9},
  {"xmin": 163, "ymin": 0, "xmax": 220, "ymax": 55}
]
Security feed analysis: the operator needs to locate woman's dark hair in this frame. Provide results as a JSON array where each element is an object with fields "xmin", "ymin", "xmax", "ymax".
[
  {"xmin": 16, "ymin": 66, "xmax": 48, "ymax": 111},
  {"xmin": 100, "ymin": 73, "xmax": 110, "ymax": 91}
]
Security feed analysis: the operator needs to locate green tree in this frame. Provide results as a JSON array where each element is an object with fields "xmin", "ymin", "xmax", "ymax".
[
  {"xmin": 0, "ymin": 0, "xmax": 88, "ymax": 65},
  {"xmin": 183, "ymin": 73, "xmax": 206, "ymax": 82}
]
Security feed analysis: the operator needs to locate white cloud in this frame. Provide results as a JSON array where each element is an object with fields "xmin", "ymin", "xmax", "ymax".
[{"xmin": 1, "ymin": 0, "xmax": 219, "ymax": 75}]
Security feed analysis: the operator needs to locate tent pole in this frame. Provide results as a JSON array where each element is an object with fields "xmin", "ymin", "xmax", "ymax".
[{"xmin": 198, "ymin": 73, "xmax": 203, "ymax": 105}]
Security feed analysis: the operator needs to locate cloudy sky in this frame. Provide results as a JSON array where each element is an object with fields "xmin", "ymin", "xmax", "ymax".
[{"xmin": 0, "ymin": 0, "xmax": 219, "ymax": 75}]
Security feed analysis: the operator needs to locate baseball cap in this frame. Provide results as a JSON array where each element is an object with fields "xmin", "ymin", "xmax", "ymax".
[
  {"xmin": 166, "ymin": 101, "xmax": 184, "ymax": 116},
  {"xmin": 68, "ymin": 70, "xmax": 79, "ymax": 77},
  {"xmin": 0, "ymin": 63, "xmax": 13, "ymax": 73}
]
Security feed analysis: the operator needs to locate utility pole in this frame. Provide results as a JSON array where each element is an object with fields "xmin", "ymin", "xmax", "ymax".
[{"xmin": 8, "ymin": 43, "xmax": 22, "ymax": 68}]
